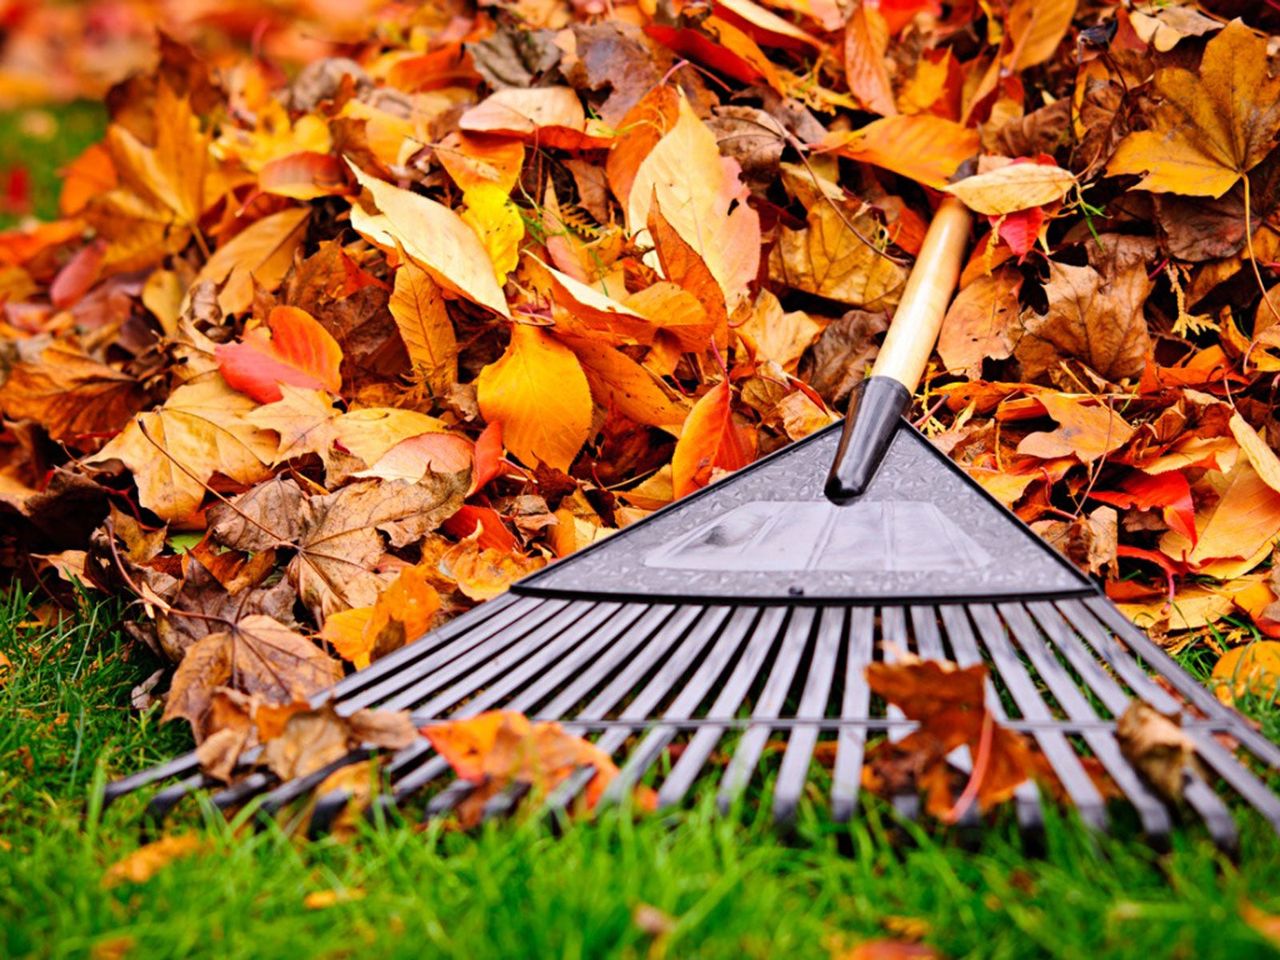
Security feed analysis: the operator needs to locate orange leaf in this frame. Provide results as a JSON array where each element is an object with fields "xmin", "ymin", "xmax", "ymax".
[
  {"xmin": 844, "ymin": 3, "xmax": 896, "ymax": 116},
  {"xmin": 822, "ymin": 115, "xmax": 978, "ymax": 189},
  {"xmin": 258, "ymin": 151, "xmax": 350, "ymax": 200},
  {"xmin": 216, "ymin": 306, "xmax": 344, "ymax": 404},
  {"xmin": 671, "ymin": 381, "xmax": 756, "ymax": 498}
]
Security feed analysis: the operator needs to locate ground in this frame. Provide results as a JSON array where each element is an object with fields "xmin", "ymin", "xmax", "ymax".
[{"xmin": 2, "ymin": 589, "xmax": 1279, "ymax": 960}]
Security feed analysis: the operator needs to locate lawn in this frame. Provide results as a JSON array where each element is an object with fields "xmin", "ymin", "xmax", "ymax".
[
  {"xmin": 0, "ymin": 102, "xmax": 105, "ymax": 228},
  {"xmin": 2, "ymin": 589, "xmax": 1279, "ymax": 960}
]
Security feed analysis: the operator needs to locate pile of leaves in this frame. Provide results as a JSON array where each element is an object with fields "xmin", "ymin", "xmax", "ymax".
[{"xmin": 3, "ymin": 0, "xmax": 1280, "ymax": 804}]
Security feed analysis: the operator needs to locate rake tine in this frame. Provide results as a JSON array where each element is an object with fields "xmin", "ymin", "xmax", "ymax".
[
  {"xmin": 142, "ymin": 773, "xmax": 207, "ymax": 834},
  {"xmin": 832, "ymin": 607, "xmax": 874, "ymax": 822},
  {"xmin": 602, "ymin": 606, "xmax": 759, "ymax": 807},
  {"xmin": 968, "ymin": 604, "xmax": 1108, "ymax": 831},
  {"xmin": 716, "ymin": 608, "xmax": 815, "ymax": 812},
  {"xmin": 1186, "ymin": 732, "xmax": 1280, "ymax": 836},
  {"xmin": 316, "ymin": 593, "xmax": 528, "ymax": 707},
  {"xmin": 209, "ymin": 771, "xmax": 274, "ymax": 813},
  {"xmin": 340, "ymin": 597, "xmax": 576, "ymax": 715},
  {"xmin": 1029, "ymin": 601, "xmax": 1241, "ymax": 840},
  {"xmin": 656, "ymin": 607, "xmax": 788, "ymax": 809},
  {"xmin": 879, "ymin": 606, "xmax": 922, "ymax": 822},
  {"xmin": 311, "ymin": 604, "xmax": 662, "ymax": 828},
  {"xmin": 1000, "ymin": 603, "xmax": 1172, "ymax": 838},
  {"xmin": 771, "ymin": 607, "xmax": 843, "ymax": 824},
  {"xmin": 1083, "ymin": 598, "xmax": 1280, "ymax": 768},
  {"xmin": 103, "ymin": 753, "xmax": 203, "ymax": 811},
  {"xmin": 253, "ymin": 749, "xmax": 374, "ymax": 822},
  {"xmin": 939, "ymin": 605, "xmax": 1044, "ymax": 830}
]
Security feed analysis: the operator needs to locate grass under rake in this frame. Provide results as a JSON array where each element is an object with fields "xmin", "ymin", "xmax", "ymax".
[{"xmin": 1, "ymin": 589, "xmax": 1279, "ymax": 960}]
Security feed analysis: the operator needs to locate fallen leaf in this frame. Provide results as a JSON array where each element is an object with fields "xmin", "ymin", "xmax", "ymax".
[
  {"xmin": 320, "ymin": 562, "xmax": 440, "ymax": 667},
  {"xmin": 823, "ymin": 114, "xmax": 978, "ymax": 189},
  {"xmin": 476, "ymin": 324, "xmax": 593, "ymax": 472},
  {"xmin": 1115, "ymin": 701, "xmax": 1196, "ymax": 803},
  {"xmin": 937, "ymin": 268, "xmax": 1020, "ymax": 377},
  {"xmin": 102, "ymin": 835, "xmax": 204, "ymax": 888},
  {"xmin": 216, "ymin": 306, "xmax": 344, "ymax": 404},
  {"xmin": 190, "ymin": 206, "xmax": 311, "ymax": 317},
  {"xmin": 944, "ymin": 162, "xmax": 1075, "ymax": 215},
  {"xmin": 1016, "ymin": 393, "xmax": 1135, "ymax": 464},
  {"xmin": 439, "ymin": 537, "xmax": 546, "ymax": 601},
  {"xmin": 263, "ymin": 704, "xmax": 415, "ymax": 780},
  {"xmin": 348, "ymin": 163, "xmax": 511, "ymax": 318},
  {"xmin": 1107, "ymin": 21, "xmax": 1280, "ymax": 198},
  {"xmin": 388, "ymin": 261, "xmax": 458, "ymax": 395},
  {"xmin": 832, "ymin": 941, "xmax": 943, "ymax": 960},
  {"xmin": 844, "ymin": 3, "xmax": 896, "ymax": 117},
  {"xmin": 1212, "ymin": 641, "xmax": 1280, "ymax": 704},
  {"xmin": 671, "ymin": 381, "xmax": 756, "ymax": 497},
  {"xmin": 0, "ymin": 342, "xmax": 146, "ymax": 442},
  {"xmin": 87, "ymin": 377, "xmax": 276, "ymax": 522},
  {"xmin": 627, "ymin": 95, "xmax": 761, "ymax": 313},
  {"xmin": 162, "ymin": 615, "xmax": 343, "ymax": 739},
  {"xmin": 304, "ymin": 888, "xmax": 367, "ymax": 910}
]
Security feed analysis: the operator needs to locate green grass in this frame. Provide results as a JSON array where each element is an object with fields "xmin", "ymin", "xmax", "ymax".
[
  {"xmin": 1, "ymin": 590, "xmax": 1280, "ymax": 960},
  {"xmin": 0, "ymin": 102, "xmax": 106, "ymax": 228}
]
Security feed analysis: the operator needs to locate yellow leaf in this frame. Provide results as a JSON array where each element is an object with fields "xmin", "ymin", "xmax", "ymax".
[
  {"xmin": 1212, "ymin": 641, "xmax": 1280, "ymax": 704},
  {"xmin": 1160, "ymin": 461, "xmax": 1280, "ymax": 570},
  {"xmin": 1005, "ymin": 0, "xmax": 1076, "ymax": 72},
  {"xmin": 626, "ymin": 96, "xmax": 761, "ymax": 313},
  {"xmin": 304, "ymin": 888, "xmax": 366, "ymax": 910},
  {"xmin": 944, "ymin": 162, "xmax": 1075, "ymax": 215},
  {"xmin": 389, "ymin": 261, "xmax": 458, "ymax": 395},
  {"xmin": 1016, "ymin": 393, "xmax": 1135, "ymax": 464},
  {"xmin": 1106, "ymin": 21, "xmax": 1280, "ymax": 198},
  {"xmin": 459, "ymin": 184, "xmax": 524, "ymax": 283},
  {"xmin": 0, "ymin": 650, "xmax": 11, "ymax": 686},
  {"xmin": 104, "ymin": 84, "xmax": 209, "ymax": 227},
  {"xmin": 476, "ymin": 325, "xmax": 592, "ymax": 471},
  {"xmin": 87, "ymin": 377, "xmax": 276, "ymax": 522},
  {"xmin": 191, "ymin": 207, "xmax": 311, "ymax": 316},
  {"xmin": 348, "ymin": 163, "xmax": 511, "ymax": 318},
  {"xmin": 1229, "ymin": 412, "xmax": 1280, "ymax": 494},
  {"xmin": 332, "ymin": 407, "xmax": 449, "ymax": 467},
  {"xmin": 102, "ymin": 835, "xmax": 204, "ymax": 888}
]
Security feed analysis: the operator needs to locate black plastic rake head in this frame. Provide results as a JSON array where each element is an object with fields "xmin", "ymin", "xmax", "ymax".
[{"xmin": 103, "ymin": 421, "xmax": 1280, "ymax": 847}]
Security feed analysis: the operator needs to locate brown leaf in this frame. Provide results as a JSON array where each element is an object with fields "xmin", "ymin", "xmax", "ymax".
[
  {"xmin": 1115, "ymin": 701, "xmax": 1197, "ymax": 803},
  {"xmin": 937, "ymin": 268, "xmax": 1021, "ymax": 378},
  {"xmin": 162, "ymin": 615, "xmax": 343, "ymax": 740},
  {"xmin": 262, "ymin": 704, "xmax": 415, "ymax": 781},
  {"xmin": 191, "ymin": 207, "xmax": 311, "ymax": 317},
  {"xmin": 389, "ymin": 261, "xmax": 458, "ymax": 396},
  {"xmin": 0, "ymin": 342, "xmax": 147, "ymax": 443}
]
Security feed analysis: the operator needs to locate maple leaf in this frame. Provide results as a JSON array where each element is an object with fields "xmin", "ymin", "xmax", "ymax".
[
  {"xmin": 162, "ymin": 614, "xmax": 343, "ymax": 740},
  {"xmin": 262, "ymin": 704, "xmax": 416, "ymax": 781},
  {"xmin": 87, "ymin": 377, "xmax": 277, "ymax": 522},
  {"xmin": 216, "ymin": 305, "xmax": 344, "ymax": 404},
  {"xmin": 1107, "ymin": 20, "xmax": 1280, "ymax": 198}
]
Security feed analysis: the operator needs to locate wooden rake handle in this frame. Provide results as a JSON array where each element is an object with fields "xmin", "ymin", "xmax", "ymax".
[{"xmin": 825, "ymin": 196, "xmax": 973, "ymax": 503}]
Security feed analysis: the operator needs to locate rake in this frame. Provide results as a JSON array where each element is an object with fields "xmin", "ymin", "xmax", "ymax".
[{"xmin": 104, "ymin": 198, "xmax": 1280, "ymax": 847}]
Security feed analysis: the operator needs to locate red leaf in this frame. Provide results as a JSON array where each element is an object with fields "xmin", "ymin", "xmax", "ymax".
[
  {"xmin": 215, "ymin": 306, "xmax": 344, "ymax": 404},
  {"xmin": 992, "ymin": 206, "xmax": 1045, "ymax": 257},
  {"xmin": 1091, "ymin": 471, "xmax": 1197, "ymax": 547},
  {"xmin": 50, "ymin": 238, "xmax": 107, "ymax": 309},
  {"xmin": 671, "ymin": 381, "xmax": 756, "ymax": 498},
  {"xmin": 443, "ymin": 504, "xmax": 520, "ymax": 553},
  {"xmin": 470, "ymin": 421, "xmax": 507, "ymax": 495},
  {"xmin": 643, "ymin": 24, "xmax": 767, "ymax": 86}
]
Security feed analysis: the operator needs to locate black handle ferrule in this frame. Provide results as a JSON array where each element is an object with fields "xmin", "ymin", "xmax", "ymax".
[{"xmin": 824, "ymin": 376, "xmax": 911, "ymax": 503}]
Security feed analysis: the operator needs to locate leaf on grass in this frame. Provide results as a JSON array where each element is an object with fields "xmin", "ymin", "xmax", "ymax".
[
  {"xmin": 216, "ymin": 306, "xmax": 344, "ymax": 404},
  {"xmin": 476, "ymin": 324, "xmax": 593, "ymax": 472},
  {"xmin": 1212, "ymin": 641, "xmax": 1280, "ymax": 705},
  {"xmin": 388, "ymin": 261, "xmax": 458, "ymax": 395},
  {"xmin": 102, "ymin": 835, "xmax": 204, "ymax": 888},
  {"xmin": 671, "ymin": 381, "xmax": 756, "ymax": 498},
  {"xmin": 864, "ymin": 657, "xmax": 1035, "ymax": 819},
  {"xmin": 87, "ymin": 377, "xmax": 276, "ymax": 522},
  {"xmin": 0, "ymin": 342, "xmax": 146, "ymax": 442},
  {"xmin": 263, "ymin": 704, "xmax": 416, "ymax": 781},
  {"xmin": 423, "ymin": 710, "xmax": 643, "ymax": 827},
  {"xmin": 1107, "ymin": 21, "xmax": 1280, "ymax": 198}
]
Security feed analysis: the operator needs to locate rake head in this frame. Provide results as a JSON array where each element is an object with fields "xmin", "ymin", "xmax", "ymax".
[{"xmin": 103, "ymin": 423, "xmax": 1280, "ymax": 847}]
